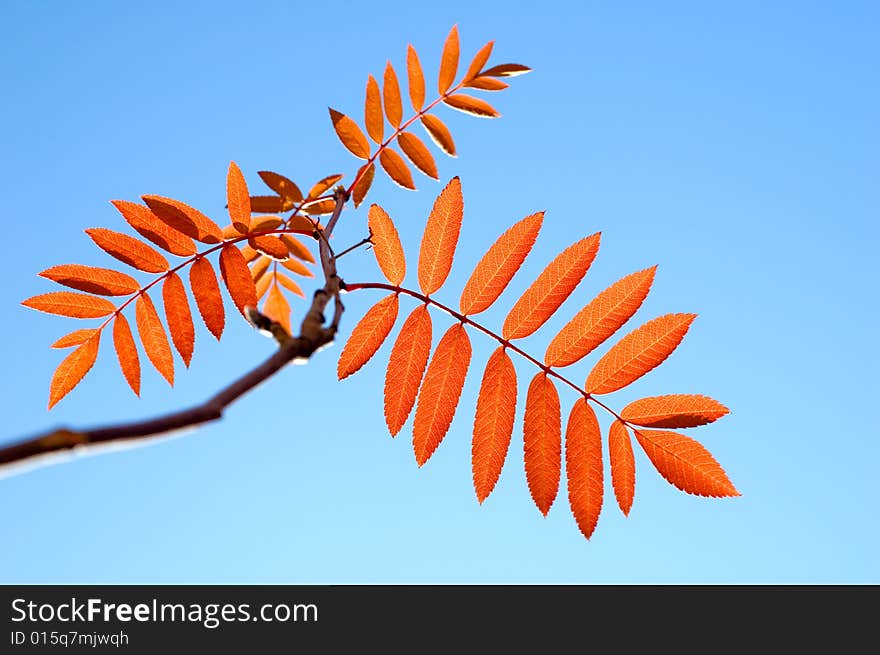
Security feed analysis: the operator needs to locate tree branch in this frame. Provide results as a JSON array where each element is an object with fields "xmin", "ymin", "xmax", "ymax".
[{"xmin": 0, "ymin": 189, "xmax": 350, "ymax": 476}]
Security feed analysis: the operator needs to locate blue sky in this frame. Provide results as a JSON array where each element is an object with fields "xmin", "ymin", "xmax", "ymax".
[{"xmin": 0, "ymin": 1, "xmax": 876, "ymax": 583}]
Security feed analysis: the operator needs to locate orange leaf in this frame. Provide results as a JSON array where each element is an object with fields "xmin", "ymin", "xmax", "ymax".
[
  {"xmin": 23, "ymin": 292, "xmax": 116, "ymax": 319},
  {"xmin": 407, "ymin": 44, "xmax": 425, "ymax": 111},
  {"xmin": 443, "ymin": 93, "xmax": 500, "ymax": 118},
  {"xmin": 250, "ymin": 216, "xmax": 283, "ymax": 231},
  {"xmin": 397, "ymin": 132, "xmax": 439, "ymax": 179},
  {"xmin": 337, "ymin": 294, "xmax": 399, "ymax": 380},
  {"xmin": 226, "ymin": 161, "xmax": 251, "ymax": 233},
  {"xmin": 438, "ymin": 25, "xmax": 460, "ymax": 94},
  {"xmin": 418, "ymin": 177, "xmax": 463, "ymax": 295},
  {"xmin": 135, "ymin": 293, "xmax": 174, "ymax": 386},
  {"xmin": 219, "ymin": 244, "xmax": 258, "ymax": 317},
  {"xmin": 162, "ymin": 272, "xmax": 195, "ymax": 367},
  {"xmin": 51, "ymin": 329, "xmax": 98, "ymax": 349},
  {"xmin": 384, "ymin": 305, "xmax": 432, "ymax": 436},
  {"xmin": 420, "ymin": 115, "xmax": 456, "ymax": 157},
  {"xmin": 111, "ymin": 200, "xmax": 196, "ymax": 256},
  {"xmin": 189, "ymin": 257, "xmax": 225, "ymax": 340},
  {"xmin": 258, "ymin": 171, "xmax": 303, "ymax": 203},
  {"xmin": 280, "ymin": 257, "xmax": 313, "ymax": 278},
  {"xmin": 308, "ymin": 173, "xmax": 344, "ymax": 199},
  {"xmin": 367, "ymin": 204, "xmax": 406, "ymax": 285},
  {"xmin": 48, "ymin": 332, "xmax": 100, "ymax": 409},
  {"xmin": 301, "ymin": 199, "xmax": 336, "ymax": 216},
  {"xmin": 565, "ymin": 398, "xmax": 603, "ymax": 539},
  {"xmin": 502, "ymin": 233, "xmax": 601, "ymax": 340},
  {"xmin": 544, "ymin": 266, "xmax": 657, "ymax": 367},
  {"xmin": 379, "ymin": 148, "xmax": 415, "ymax": 190},
  {"xmin": 464, "ymin": 40, "xmax": 494, "ymax": 81},
  {"xmin": 459, "ymin": 211, "xmax": 543, "ymax": 315},
  {"xmin": 142, "ymin": 195, "xmax": 223, "ymax": 244},
  {"xmin": 523, "ymin": 372, "xmax": 561, "ymax": 516},
  {"xmin": 248, "ymin": 235, "xmax": 289, "ymax": 261},
  {"xmin": 39, "ymin": 264, "xmax": 140, "ymax": 296},
  {"xmin": 471, "ymin": 346, "xmax": 516, "ymax": 503},
  {"xmin": 276, "ymin": 272, "xmax": 304, "ymax": 297},
  {"xmin": 85, "ymin": 227, "xmax": 169, "ymax": 273},
  {"xmin": 240, "ymin": 244, "xmax": 259, "ymax": 262},
  {"xmin": 481, "ymin": 63, "xmax": 532, "ymax": 77},
  {"xmin": 352, "ymin": 163, "xmax": 375, "ymax": 208},
  {"xmin": 329, "ymin": 108, "xmax": 370, "ymax": 160},
  {"xmin": 383, "ymin": 61, "xmax": 403, "ymax": 128},
  {"xmin": 113, "ymin": 313, "xmax": 140, "ymax": 396},
  {"xmin": 250, "ymin": 256, "xmax": 271, "ymax": 283},
  {"xmin": 250, "ymin": 195, "xmax": 286, "ymax": 214},
  {"xmin": 634, "ymin": 429, "xmax": 739, "ymax": 497},
  {"xmin": 262, "ymin": 281, "xmax": 291, "ymax": 334},
  {"xmin": 364, "ymin": 74, "xmax": 384, "ymax": 144},
  {"xmin": 463, "ymin": 76, "xmax": 509, "ymax": 91},
  {"xmin": 621, "ymin": 395, "xmax": 730, "ymax": 429},
  {"xmin": 585, "ymin": 313, "xmax": 696, "ymax": 395},
  {"xmin": 412, "ymin": 322, "xmax": 471, "ymax": 466},
  {"xmin": 255, "ymin": 271, "xmax": 272, "ymax": 300},
  {"xmin": 609, "ymin": 419, "xmax": 635, "ymax": 515},
  {"xmin": 279, "ymin": 234, "xmax": 316, "ymax": 264}
]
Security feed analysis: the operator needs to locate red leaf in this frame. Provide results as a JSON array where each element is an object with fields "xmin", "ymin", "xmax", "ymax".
[
  {"xmin": 418, "ymin": 177, "xmax": 463, "ymax": 295},
  {"xmin": 51, "ymin": 329, "xmax": 98, "ymax": 349},
  {"xmin": 135, "ymin": 293, "xmax": 174, "ymax": 386},
  {"xmin": 384, "ymin": 305, "xmax": 432, "ymax": 436},
  {"xmin": 248, "ymin": 235, "xmax": 289, "ymax": 261},
  {"xmin": 85, "ymin": 227, "xmax": 169, "ymax": 273},
  {"xmin": 565, "ymin": 399, "xmax": 603, "ymax": 539},
  {"xmin": 219, "ymin": 244, "xmax": 259, "ymax": 317},
  {"xmin": 111, "ymin": 200, "xmax": 196, "ymax": 256},
  {"xmin": 480, "ymin": 63, "xmax": 532, "ymax": 77},
  {"xmin": 142, "ymin": 195, "xmax": 223, "ymax": 244},
  {"xmin": 48, "ymin": 332, "xmax": 100, "ymax": 409},
  {"xmin": 337, "ymin": 294, "xmax": 399, "ymax": 380},
  {"xmin": 189, "ymin": 257, "xmax": 225, "ymax": 340},
  {"xmin": 471, "ymin": 346, "xmax": 517, "ymax": 503},
  {"xmin": 368, "ymin": 204, "xmax": 406, "ymax": 285},
  {"xmin": 585, "ymin": 313, "xmax": 696, "ymax": 395},
  {"xmin": 524, "ymin": 372, "xmax": 561, "ymax": 516},
  {"xmin": 162, "ymin": 272, "xmax": 195, "ymax": 367},
  {"xmin": 609, "ymin": 420, "xmax": 635, "ymax": 515},
  {"xmin": 412, "ymin": 323, "xmax": 471, "ymax": 466},
  {"xmin": 621, "ymin": 394, "xmax": 730, "ymax": 429},
  {"xmin": 39, "ymin": 264, "xmax": 140, "ymax": 296},
  {"xmin": 634, "ymin": 429, "xmax": 740, "ymax": 497},
  {"xmin": 23, "ymin": 292, "xmax": 116, "ymax": 319},
  {"xmin": 113, "ymin": 313, "xmax": 140, "ymax": 396}
]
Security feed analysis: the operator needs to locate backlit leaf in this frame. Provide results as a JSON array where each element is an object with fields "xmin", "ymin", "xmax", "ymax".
[
  {"xmin": 397, "ymin": 132, "xmax": 439, "ymax": 179},
  {"xmin": 308, "ymin": 173, "xmax": 344, "ymax": 199},
  {"xmin": 250, "ymin": 215, "xmax": 283, "ymax": 232},
  {"xmin": 384, "ymin": 305, "xmax": 432, "ymax": 436},
  {"xmin": 368, "ymin": 204, "xmax": 406, "ymax": 285},
  {"xmin": 565, "ymin": 399, "xmax": 603, "ymax": 539},
  {"xmin": 280, "ymin": 257, "xmax": 313, "ymax": 278},
  {"xmin": 524, "ymin": 372, "xmax": 561, "ymax": 516},
  {"xmin": 464, "ymin": 40, "xmax": 494, "ymax": 81},
  {"xmin": 85, "ymin": 228, "xmax": 169, "ymax": 273},
  {"xmin": 135, "ymin": 293, "xmax": 174, "ymax": 386},
  {"xmin": 379, "ymin": 148, "xmax": 415, "ymax": 190},
  {"xmin": 280, "ymin": 234, "xmax": 316, "ymax": 264},
  {"xmin": 464, "ymin": 76, "xmax": 509, "ymax": 91},
  {"xmin": 407, "ymin": 44, "xmax": 425, "ymax": 111},
  {"xmin": 472, "ymin": 346, "xmax": 516, "ymax": 503},
  {"xmin": 248, "ymin": 235, "xmax": 289, "ymax": 261},
  {"xmin": 443, "ymin": 93, "xmax": 500, "ymax": 118},
  {"xmin": 23, "ymin": 292, "xmax": 116, "ymax": 319},
  {"xmin": 276, "ymin": 272, "xmax": 304, "ymax": 297},
  {"xmin": 301, "ymin": 199, "xmax": 336, "ymax": 216},
  {"xmin": 111, "ymin": 200, "xmax": 196, "ymax": 256},
  {"xmin": 544, "ymin": 266, "xmax": 657, "ymax": 367},
  {"xmin": 142, "ymin": 195, "xmax": 223, "ymax": 244},
  {"xmin": 420, "ymin": 115, "xmax": 456, "ymax": 157},
  {"xmin": 258, "ymin": 171, "xmax": 303, "ymax": 203},
  {"xmin": 39, "ymin": 264, "xmax": 140, "ymax": 296},
  {"xmin": 162, "ymin": 272, "xmax": 195, "ymax": 367},
  {"xmin": 621, "ymin": 395, "xmax": 730, "ymax": 429},
  {"xmin": 412, "ymin": 322, "xmax": 471, "ymax": 466},
  {"xmin": 352, "ymin": 162, "xmax": 375, "ymax": 208},
  {"xmin": 502, "ymin": 233, "xmax": 601, "ymax": 340},
  {"xmin": 250, "ymin": 256, "xmax": 271, "ymax": 283},
  {"xmin": 609, "ymin": 420, "xmax": 635, "ymax": 515},
  {"xmin": 262, "ymin": 282, "xmax": 291, "ymax": 334},
  {"xmin": 383, "ymin": 61, "xmax": 403, "ymax": 128},
  {"xmin": 329, "ymin": 108, "xmax": 370, "ymax": 159},
  {"xmin": 250, "ymin": 195, "xmax": 286, "ymax": 214},
  {"xmin": 438, "ymin": 25, "xmax": 460, "ymax": 94},
  {"xmin": 337, "ymin": 294, "xmax": 399, "ymax": 379},
  {"xmin": 365, "ymin": 74, "xmax": 384, "ymax": 144},
  {"xmin": 219, "ymin": 244, "xmax": 258, "ymax": 317},
  {"xmin": 459, "ymin": 211, "xmax": 543, "ymax": 315},
  {"xmin": 255, "ymin": 271, "xmax": 272, "ymax": 300},
  {"xmin": 51, "ymin": 329, "xmax": 98, "ymax": 349},
  {"xmin": 634, "ymin": 429, "xmax": 739, "ymax": 497},
  {"xmin": 48, "ymin": 332, "xmax": 100, "ymax": 409},
  {"xmin": 418, "ymin": 177, "xmax": 463, "ymax": 295},
  {"xmin": 113, "ymin": 313, "xmax": 140, "ymax": 395},
  {"xmin": 585, "ymin": 313, "xmax": 696, "ymax": 395},
  {"xmin": 226, "ymin": 161, "xmax": 251, "ymax": 233},
  {"xmin": 480, "ymin": 63, "xmax": 532, "ymax": 77},
  {"xmin": 189, "ymin": 257, "xmax": 225, "ymax": 340}
]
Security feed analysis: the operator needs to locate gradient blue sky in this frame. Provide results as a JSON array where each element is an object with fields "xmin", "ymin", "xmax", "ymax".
[{"xmin": 1, "ymin": 1, "xmax": 876, "ymax": 583}]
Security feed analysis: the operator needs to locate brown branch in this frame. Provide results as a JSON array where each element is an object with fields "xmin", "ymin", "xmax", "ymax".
[{"xmin": 0, "ymin": 189, "xmax": 349, "ymax": 475}]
